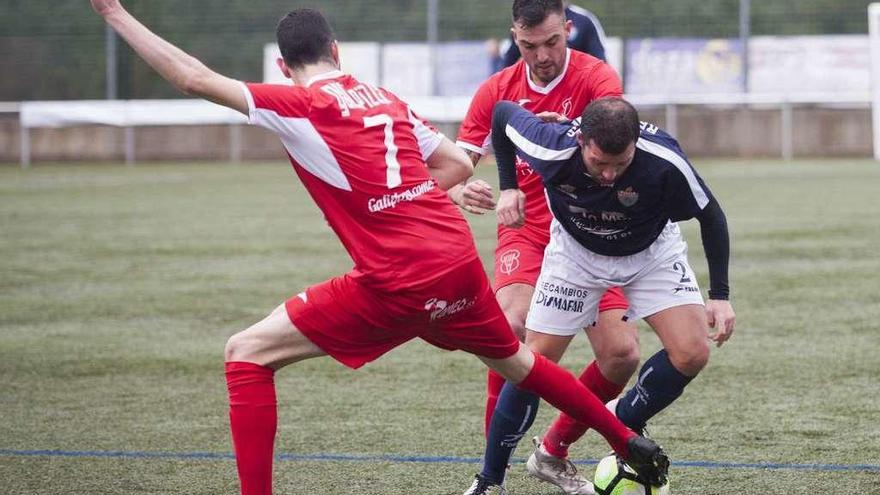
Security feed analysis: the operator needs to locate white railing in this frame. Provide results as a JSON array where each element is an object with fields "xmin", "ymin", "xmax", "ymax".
[
  {"xmin": 0, "ymin": 102, "xmax": 20, "ymax": 113},
  {"xmin": 8, "ymin": 92, "xmax": 872, "ymax": 168},
  {"xmin": 628, "ymin": 91, "xmax": 870, "ymax": 161}
]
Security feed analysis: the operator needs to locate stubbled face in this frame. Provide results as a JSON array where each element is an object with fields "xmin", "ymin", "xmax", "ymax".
[
  {"xmin": 512, "ymin": 12, "xmax": 571, "ymax": 85},
  {"xmin": 579, "ymin": 136, "xmax": 636, "ymax": 187}
]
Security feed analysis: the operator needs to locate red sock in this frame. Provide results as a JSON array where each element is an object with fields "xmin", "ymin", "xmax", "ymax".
[
  {"xmin": 542, "ymin": 361, "xmax": 626, "ymax": 458},
  {"xmin": 517, "ymin": 353, "xmax": 635, "ymax": 457},
  {"xmin": 484, "ymin": 369, "xmax": 506, "ymax": 437},
  {"xmin": 226, "ymin": 361, "xmax": 277, "ymax": 495}
]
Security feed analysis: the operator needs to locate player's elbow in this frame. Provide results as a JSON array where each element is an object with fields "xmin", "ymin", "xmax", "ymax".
[
  {"xmin": 177, "ymin": 61, "xmax": 220, "ymax": 98},
  {"xmin": 179, "ymin": 70, "xmax": 211, "ymax": 97},
  {"xmin": 451, "ymin": 156, "xmax": 474, "ymax": 183},
  {"xmin": 428, "ymin": 140, "xmax": 473, "ymax": 189},
  {"xmin": 436, "ymin": 159, "xmax": 472, "ymax": 190}
]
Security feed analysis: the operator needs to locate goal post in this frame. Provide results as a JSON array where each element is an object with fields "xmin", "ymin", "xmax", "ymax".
[{"xmin": 869, "ymin": 3, "xmax": 880, "ymax": 160}]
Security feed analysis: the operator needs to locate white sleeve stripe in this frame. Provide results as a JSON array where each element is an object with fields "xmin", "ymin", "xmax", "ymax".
[
  {"xmin": 408, "ymin": 108, "xmax": 444, "ymax": 161},
  {"xmin": 635, "ymin": 138, "xmax": 709, "ymax": 208},
  {"xmin": 455, "ymin": 140, "xmax": 486, "ymax": 156},
  {"xmin": 421, "ymin": 132, "xmax": 444, "ymax": 160},
  {"xmin": 239, "ymin": 81, "xmax": 257, "ymax": 125},
  {"xmin": 504, "ymin": 124, "xmax": 578, "ymax": 162},
  {"xmin": 250, "ymin": 107, "xmax": 352, "ymax": 192}
]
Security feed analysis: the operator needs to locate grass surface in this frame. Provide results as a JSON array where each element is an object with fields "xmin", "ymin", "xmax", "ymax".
[{"xmin": 1, "ymin": 160, "xmax": 879, "ymax": 494}]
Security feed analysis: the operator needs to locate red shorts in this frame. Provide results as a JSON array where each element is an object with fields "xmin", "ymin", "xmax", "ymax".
[
  {"xmin": 494, "ymin": 229, "xmax": 545, "ymax": 291},
  {"xmin": 285, "ymin": 257, "xmax": 520, "ymax": 369},
  {"xmin": 493, "ymin": 229, "xmax": 629, "ymax": 312}
]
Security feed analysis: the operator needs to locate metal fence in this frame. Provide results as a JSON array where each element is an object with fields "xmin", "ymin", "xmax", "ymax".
[{"xmin": 0, "ymin": 0, "xmax": 874, "ymax": 101}]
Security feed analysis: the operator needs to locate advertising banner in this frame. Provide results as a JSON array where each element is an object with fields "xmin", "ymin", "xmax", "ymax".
[
  {"xmin": 625, "ymin": 38, "xmax": 745, "ymax": 94},
  {"xmin": 382, "ymin": 43, "xmax": 432, "ymax": 97},
  {"xmin": 749, "ymin": 35, "xmax": 869, "ymax": 94},
  {"xmin": 436, "ymin": 41, "xmax": 491, "ymax": 97}
]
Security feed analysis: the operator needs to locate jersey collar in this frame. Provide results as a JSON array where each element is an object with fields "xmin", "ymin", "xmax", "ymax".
[
  {"xmin": 525, "ymin": 48, "xmax": 571, "ymax": 95},
  {"xmin": 306, "ymin": 69, "xmax": 346, "ymax": 87}
]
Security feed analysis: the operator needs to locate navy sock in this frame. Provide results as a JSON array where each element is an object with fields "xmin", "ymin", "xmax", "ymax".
[
  {"xmin": 480, "ymin": 381, "xmax": 540, "ymax": 484},
  {"xmin": 616, "ymin": 349, "xmax": 693, "ymax": 433}
]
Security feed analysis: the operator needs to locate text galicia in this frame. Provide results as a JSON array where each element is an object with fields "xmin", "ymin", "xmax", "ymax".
[{"xmin": 368, "ymin": 180, "xmax": 435, "ymax": 212}]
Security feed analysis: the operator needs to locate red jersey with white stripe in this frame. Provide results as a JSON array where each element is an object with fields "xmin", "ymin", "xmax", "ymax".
[
  {"xmin": 242, "ymin": 71, "xmax": 477, "ymax": 291},
  {"xmin": 457, "ymin": 49, "xmax": 622, "ymax": 244}
]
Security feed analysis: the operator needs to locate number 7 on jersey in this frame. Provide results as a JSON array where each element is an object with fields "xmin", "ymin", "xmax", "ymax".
[{"xmin": 363, "ymin": 114, "xmax": 402, "ymax": 188}]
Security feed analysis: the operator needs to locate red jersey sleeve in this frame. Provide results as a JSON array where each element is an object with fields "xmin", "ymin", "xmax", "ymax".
[
  {"xmin": 241, "ymin": 82, "xmax": 312, "ymax": 127},
  {"xmin": 455, "ymin": 78, "xmax": 498, "ymax": 156},
  {"xmin": 585, "ymin": 63, "xmax": 623, "ymax": 100}
]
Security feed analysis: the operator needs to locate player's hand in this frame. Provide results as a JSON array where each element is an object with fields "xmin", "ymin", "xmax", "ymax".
[
  {"xmin": 705, "ymin": 299, "xmax": 735, "ymax": 347},
  {"xmin": 497, "ymin": 189, "xmax": 526, "ymax": 228},
  {"xmin": 457, "ymin": 179, "xmax": 496, "ymax": 214},
  {"xmin": 91, "ymin": 0, "xmax": 122, "ymax": 16},
  {"xmin": 535, "ymin": 111, "xmax": 568, "ymax": 124}
]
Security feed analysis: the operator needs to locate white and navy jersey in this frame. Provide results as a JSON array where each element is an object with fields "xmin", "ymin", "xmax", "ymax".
[{"xmin": 492, "ymin": 101, "xmax": 731, "ymax": 299}]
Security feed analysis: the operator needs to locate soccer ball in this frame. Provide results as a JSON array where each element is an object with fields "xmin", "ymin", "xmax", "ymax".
[{"xmin": 593, "ymin": 454, "xmax": 671, "ymax": 495}]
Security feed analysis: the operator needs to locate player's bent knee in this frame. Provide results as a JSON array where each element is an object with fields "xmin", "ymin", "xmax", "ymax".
[
  {"xmin": 480, "ymin": 344, "xmax": 533, "ymax": 384},
  {"xmin": 667, "ymin": 339, "xmax": 710, "ymax": 377},
  {"xmin": 508, "ymin": 319, "xmax": 527, "ymax": 342},
  {"xmin": 595, "ymin": 331, "xmax": 640, "ymax": 362},
  {"xmin": 596, "ymin": 342, "xmax": 640, "ymax": 379},
  {"xmin": 590, "ymin": 325, "xmax": 640, "ymax": 381},
  {"xmin": 497, "ymin": 284, "xmax": 533, "ymax": 342},
  {"xmin": 500, "ymin": 302, "xmax": 528, "ymax": 342},
  {"xmin": 224, "ymin": 331, "xmax": 247, "ymax": 362},
  {"xmin": 224, "ymin": 330, "xmax": 262, "ymax": 363}
]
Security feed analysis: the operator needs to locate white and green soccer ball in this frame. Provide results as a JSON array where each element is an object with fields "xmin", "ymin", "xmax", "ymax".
[{"xmin": 593, "ymin": 454, "xmax": 671, "ymax": 495}]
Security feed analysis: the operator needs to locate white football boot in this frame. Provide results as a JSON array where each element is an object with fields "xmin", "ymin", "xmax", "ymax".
[
  {"xmin": 525, "ymin": 437, "xmax": 596, "ymax": 495},
  {"xmin": 462, "ymin": 474, "xmax": 507, "ymax": 495}
]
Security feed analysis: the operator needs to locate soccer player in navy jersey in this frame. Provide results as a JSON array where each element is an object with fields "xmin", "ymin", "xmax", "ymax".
[
  {"xmin": 490, "ymin": 2, "xmax": 608, "ymax": 72},
  {"xmin": 457, "ymin": 2, "xmax": 641, "ymax": 494},
  {"xmin": 487, "ymin": 97, "xmax": 736, "ymax": 494},
  {"xmin": 90, "ymin": 1, "xmax": 669, "ymax": 494}
]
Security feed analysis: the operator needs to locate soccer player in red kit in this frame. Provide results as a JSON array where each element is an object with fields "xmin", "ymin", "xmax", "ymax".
[
  {"xmin": 90, "ymin": 1, "xmax": 668, "ymax": 494},
  {"xmin": 451, "ymin": 1, "xmax": 644, "ymax": 494}
]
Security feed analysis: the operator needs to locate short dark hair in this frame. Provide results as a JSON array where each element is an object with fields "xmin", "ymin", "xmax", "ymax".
[
  {"xmin": 512, "ymin": 0, "xmax": 565, "ymax": 28},
  {"xmin": 276, "ymin": 8, "xmax": 335, "ymax": 69},
  {"xmin": 579, "ymin": 98, "xmax": 641, "ymax": 154}
]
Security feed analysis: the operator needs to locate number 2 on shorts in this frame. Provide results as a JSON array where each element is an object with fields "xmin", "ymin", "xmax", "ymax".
[{"xmin": 673, "ymin": 261, "xmax": 691, "ymax": 283}]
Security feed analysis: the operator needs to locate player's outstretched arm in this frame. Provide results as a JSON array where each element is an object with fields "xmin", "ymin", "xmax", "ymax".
[{"xmin": 91, "ymin": 0, "xmax": 247, "ymax": 115}]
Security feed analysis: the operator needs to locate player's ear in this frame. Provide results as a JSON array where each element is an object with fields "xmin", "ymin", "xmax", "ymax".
[
  {"xmin": 564, "ymin": 19, "xmax": 573, "ymax": 37},
  {"xmin": 330, "ymin": 40, "xmax": 341, "ymax": 68},
  {"xmin": 276, "ymin": 57, "xmax": 292, "ymax": 80},
  {"xmin": 576, "ymin": 132, "xmax": 586, "ymax": 149}
]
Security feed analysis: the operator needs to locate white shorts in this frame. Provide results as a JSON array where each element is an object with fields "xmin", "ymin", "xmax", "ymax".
[{"xmin": 525, "ymin": 221, "xmax": 705, "ymax": 336}]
